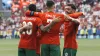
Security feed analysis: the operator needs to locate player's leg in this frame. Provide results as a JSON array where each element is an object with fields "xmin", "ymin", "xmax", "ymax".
[
  {"xmin": 25, "ymin": 49, "xmax": 36, "ymax": 56},
  {"xmin": 41, "ymin": 44, "xmax": 50, "ymax": 56},
  {"xmin": 63, "ymin": 48, "xmax": 71, "ymax": 56},
  {"xmin": 50, "ymin": 44, "xmax": 61, "ymax": 56},
  {"xmin": 18, "ymin": 48, "xmax": 26, "ymax": 56}
]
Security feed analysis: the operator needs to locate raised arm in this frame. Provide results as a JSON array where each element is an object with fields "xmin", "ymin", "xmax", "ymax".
[
  {"xmin": 64, "ymin": 12, "xmax": 83, "ymax": 23},
  {"xmin": 65, "ymin": 15, "xmax": 80, "ymax": 23},
  {"xmin": 19, "ymin": 24, "xmax": 32, "ymax": 34}
]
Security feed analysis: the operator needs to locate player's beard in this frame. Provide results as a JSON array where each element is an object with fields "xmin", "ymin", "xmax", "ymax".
[{"xmin": 65, "ymin": 11, "xmax": 71, "ymax": 14}]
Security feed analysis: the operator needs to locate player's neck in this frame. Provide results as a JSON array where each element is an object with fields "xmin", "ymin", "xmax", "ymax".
[{"xmin": 69, "ymin": 12, "xmax": 75, "ymax": 14}]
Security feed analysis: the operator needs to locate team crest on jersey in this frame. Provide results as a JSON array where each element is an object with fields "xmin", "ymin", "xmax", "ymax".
[{"xmin": 47, "ymin": 19, "xmax": 52, "ymax": 23}]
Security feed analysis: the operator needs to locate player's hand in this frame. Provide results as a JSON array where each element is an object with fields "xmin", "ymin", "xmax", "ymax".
[
  {"xmin": 64, "ymin": 15, "xmax": 72, "ymax": 21},
  {"xmin": 52, "ymin": 17, "xmax": 61, "ymax": 23}
]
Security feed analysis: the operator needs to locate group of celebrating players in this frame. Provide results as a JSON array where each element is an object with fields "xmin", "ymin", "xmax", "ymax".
[{"xmin": 18, "ymin": 0, "xmax": 83, "ymax": 56}]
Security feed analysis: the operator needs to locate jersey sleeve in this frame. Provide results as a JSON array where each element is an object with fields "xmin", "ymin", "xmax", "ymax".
[
  {"xmin": 69, "ymin": 12, "xmax": 83, "ymax": 18},
  {"xmin": 58, "ymin": 14, "xmax": 65, "ymax": 22}
]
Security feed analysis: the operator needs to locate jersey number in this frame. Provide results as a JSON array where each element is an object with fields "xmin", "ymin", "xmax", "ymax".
[
  {"xmin": 65, "ymin": 52, "xmax": 68, "ymax": 56},
  {"xmin": 22, "ymin": 21, "xmax": 33, "ymax": 35}
]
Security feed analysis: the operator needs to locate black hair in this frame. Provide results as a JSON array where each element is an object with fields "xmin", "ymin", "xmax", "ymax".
[
  {"xmin": 28, "ymin": 4, "xmax": 36, "ymax": 11},
  {"xmin": 67, "ymin": 4, "xmax": 77, "ymax": 10},
  {"xmin": 46, "ymin": 0, "xmax": 54, "ymax": 8}
]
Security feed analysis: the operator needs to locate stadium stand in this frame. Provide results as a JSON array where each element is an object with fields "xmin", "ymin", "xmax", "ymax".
[{"xmin": 0, "ymin": 0, "xmax": 100, "ymax": 39}]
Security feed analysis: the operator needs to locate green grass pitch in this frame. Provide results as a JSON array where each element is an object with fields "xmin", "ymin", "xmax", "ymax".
[{"xmin": 0, "ymin": 38, "xmax": 100, "ymax": 56}]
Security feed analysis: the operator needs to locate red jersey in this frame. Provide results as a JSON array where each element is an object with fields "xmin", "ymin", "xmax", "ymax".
[
  {"xmin": 18, "ymin": 16, "xmax": 42, "ymax": 50},
  {"xmin": 64, "ymin": 13, "xmax": 82, "ymax": 49},
  {"xmin": 36, "ymin": 36, "xmax": 41, "ymax": 54},
  {"xmin": 35, "ymin": 12, "xmax": 65, "ymax": 45},
  {"xmin": 36, "ymin": 29, "xmax": 41, "ymax": 54}
]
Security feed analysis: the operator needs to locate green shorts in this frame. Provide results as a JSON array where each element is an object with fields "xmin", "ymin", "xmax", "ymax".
[
  {"xmin": 63, "ymin": 48, "xmax": 77, "ymax": 56},
  {"xmin": 36, "ymin": 53, "xmax": 40, "ymax": 56},
  {"xmin": 41, "ymin": 44, "xmax": 61, "ymax": 56},
  {"xmin": 18, "ymin": 48, "xmax": 36, "ymax": 56}
]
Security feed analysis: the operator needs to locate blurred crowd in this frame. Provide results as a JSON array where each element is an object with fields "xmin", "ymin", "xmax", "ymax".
[{"xmin": 0, "ymin": 0, "xmax": 100, "ymax": 39}]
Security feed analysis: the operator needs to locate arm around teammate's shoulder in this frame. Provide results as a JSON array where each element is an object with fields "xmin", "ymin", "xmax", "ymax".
[{"xmin": 39, "ymin": 17, "xmax": 61, "ymax": 32}]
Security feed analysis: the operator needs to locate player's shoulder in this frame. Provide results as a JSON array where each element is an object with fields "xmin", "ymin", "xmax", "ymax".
[
  {"xmin": 32, "ymin": 17, "xmax": 41, "ymax": 21},
  {"xmin": 56, "ymin": 13, "xmax": 64, "ymax": 16}
]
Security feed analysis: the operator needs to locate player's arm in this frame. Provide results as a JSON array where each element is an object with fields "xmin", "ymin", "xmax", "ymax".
[
  {"xmin": 19, "ymin": 24, "xmax": 32, "ymax": 34},
  {"xmin": 19, "ymin": 26, "xmax": 26, "ymax": 34},
  {"xmin": 39, "ymin": 22, "xmax": 56, "ymax": 32},
  {"xmin": 64, "ymin": 12, "xmax": 83, "ymax": 22},
  {"xmin": 69, "ymin": 12, "xmax": 83, "ymax": 18},
  {"xmin": 65, "ymin": 15, "xmax": 80, "ymax": 23},
  {"xmin": 39, "ymin": 17, "xmax": 61, "ymax": 32}
]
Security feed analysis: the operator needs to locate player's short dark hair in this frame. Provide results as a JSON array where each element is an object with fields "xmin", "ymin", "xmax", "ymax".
[
  {"xmin": 46, "ymin": 0, "xmax": 54, "ymax": 8},
  {"xmin": 28, "ymin": 4, "xmax": 36, "ymax": 11},
  {"xmin": 67, "ymin": 4, "xmax": 77, "ymax": 10}
]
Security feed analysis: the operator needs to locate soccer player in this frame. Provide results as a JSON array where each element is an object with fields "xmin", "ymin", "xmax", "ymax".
[
  {"xmin": 35, "ymin": 1, "xmax": 65, "ymax": 56},
  {"xmin": 63, "ymin": 4, "xmax": 83, "ymax": 56},
  {"xmin": 18, "ymin": 4, "xmax": 61, "ymax": 56}
]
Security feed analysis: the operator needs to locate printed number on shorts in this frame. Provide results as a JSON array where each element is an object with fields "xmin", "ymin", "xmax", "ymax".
[
  {"xmin": 65, "ymin": 53, "xmax": 68, "ymax": 56},
  {"xmin": 47, "ymin": 19, "xmax": 52, "ymax": 23},
  {"xmin": 22, "ymin": 21, "xmax": 32, "ymax": 35}
]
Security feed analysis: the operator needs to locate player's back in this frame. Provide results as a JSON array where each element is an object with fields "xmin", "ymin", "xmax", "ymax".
[
  {"xmin": 18, "ymin": 16, "xmax": 42, "ymax": 50},
  {"xmin": 39, "ymin": 12, "xmax": 64, "ymax": 45}
]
